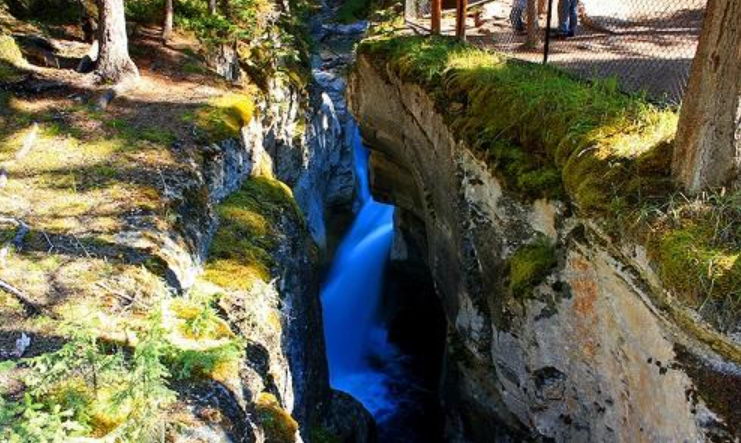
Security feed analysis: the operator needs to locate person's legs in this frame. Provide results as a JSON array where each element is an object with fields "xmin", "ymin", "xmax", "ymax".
[
  {"xmin": 557, "ymin": 0, "xmax": 569, "ymax": 34},
  {"xmin": 568, "ymin": 0, "xmax": 578, "ymax": 34},
  {"xmin": 510, "ymin": 0, "xmax": 526, "ymax": 31}
]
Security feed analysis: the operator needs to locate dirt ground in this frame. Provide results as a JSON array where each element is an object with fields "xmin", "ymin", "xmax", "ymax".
[
  {"xmin": 0, "ymin": 15, "xmax": 234, "ymax": 360},
  {"xmin": 407, "ymin": 0, "xmax": 706, "ymax": 103}
]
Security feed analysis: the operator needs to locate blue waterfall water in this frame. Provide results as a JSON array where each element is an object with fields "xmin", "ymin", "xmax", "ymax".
[{"xmin": 321, "ymin": 126, "xmax": 399, "ymax": 419}]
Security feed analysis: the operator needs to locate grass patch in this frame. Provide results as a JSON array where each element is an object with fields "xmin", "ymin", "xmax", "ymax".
[
  {"xmin": 508, "ymin": 236, "xmax": 557, "ymax": 296},
  {"xmin": 645, "ymin": 191, "xmax": 741, "ymax": 319}
]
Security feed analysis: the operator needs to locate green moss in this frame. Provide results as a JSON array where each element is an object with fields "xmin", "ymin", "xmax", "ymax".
[
  {"xmin": 187, "ymin": 93, "xmax": 255, "ymax": 142},
  {"xmin": 508, "ymin": 236, "xmax": 557, "ymax": 296},
  {"xmin": 204, "ymin": 176, "xmax": 301, "ymax": 291},
  {"xmin": 140, "ymin": 127, "xmax": 176, "ymax": 144},
  {"xmin": 255, "ymin": 392, "xmax": 299, "ymax": 443}
]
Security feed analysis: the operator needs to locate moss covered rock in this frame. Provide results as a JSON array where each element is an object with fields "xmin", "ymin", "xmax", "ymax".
[
  {"xmin": 0, "ymin": 33, "xmax": 25, "ymax": 82},
  {"xmin": 508, "ymin": 236, "xmax": 557, "ymax": 296},
  {"xmin": 255, "ymin": 392, "xmax": 299, "ymax": 443}
]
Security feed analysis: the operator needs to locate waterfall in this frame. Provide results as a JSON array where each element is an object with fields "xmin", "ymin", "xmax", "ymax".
[{"xmin": 321, "ymin": 125, "xmax": 398, "ymax": 419}]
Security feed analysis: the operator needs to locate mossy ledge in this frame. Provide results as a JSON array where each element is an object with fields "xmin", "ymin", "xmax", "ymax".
[
  {"xmin": 204, "ymin": 175, "xmax": 303, "ymax": 291},
  {"xmin": 359, "ymin": 35, "xmax": 677, "ymax": 209},
  {"xmin": 356, "ymin": 35, "xmax": 739, "ymax": 350}
]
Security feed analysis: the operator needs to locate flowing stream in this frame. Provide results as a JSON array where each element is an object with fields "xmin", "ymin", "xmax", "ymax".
[{"xmin": 320, "ymin": 127, "xmax": 400, "ymax": 420}]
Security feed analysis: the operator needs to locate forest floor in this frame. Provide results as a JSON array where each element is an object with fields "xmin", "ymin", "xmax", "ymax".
[{"xmin": 0, "ymin": 0, "xmax": 264, "ymax": 390}]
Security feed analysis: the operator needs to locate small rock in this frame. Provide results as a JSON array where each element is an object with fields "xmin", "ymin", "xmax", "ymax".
[
  {"xmin": 322, "ymin": 20, "xmax": 369, "ymax": 36},
  {"xmin": 14, "ymin": 333, "xmax": 30, "ymax": 358}
]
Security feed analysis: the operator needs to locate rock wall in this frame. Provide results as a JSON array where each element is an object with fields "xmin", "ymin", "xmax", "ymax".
[
  {"xmin": 348, "ymin": 54, "xmax": 739, "ymax": 442},
  {"xmin": 161, "ymin": 37, "xmax": 366, "ymax": 443}
]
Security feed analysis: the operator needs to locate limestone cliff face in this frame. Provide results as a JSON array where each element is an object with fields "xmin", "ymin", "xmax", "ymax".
[{"xmin": 348, "ymin": 54, "xmax": 739, "ymax": 442}]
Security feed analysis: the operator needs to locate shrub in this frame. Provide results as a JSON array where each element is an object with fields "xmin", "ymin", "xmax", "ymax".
[{"xmin": 0, "ymin": 319, "xmax": 176, "ymax": 441}]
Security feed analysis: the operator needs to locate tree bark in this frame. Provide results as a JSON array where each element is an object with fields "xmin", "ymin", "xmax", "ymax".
[
  {"xmin": 431, "ymin": 0, "xmax": 441, "ymax": 34},
  {"xmin": 208, "ymin": 0, "xmax": 216, "ymax": 14},
  {"xmin": 162, "ymin": 0, "xmax": 173, "ymax": 42},
  {"xmin": 94, "ymin": 0, "xmax": 139, "ymax": 83},
  {"xmin": 220, "ymin": 0, "xmax": 230, "ymax": 18},
  {"xmin": 525, "ymin": 0, "xmax": 540, "ymax": 48},
  {"xmin": 672, "ymin": 0, "xmax": 741, "ymax": 192},
  {"xmin": 455, "ymin": 0, "xmax": 467, "ymax": 40}
]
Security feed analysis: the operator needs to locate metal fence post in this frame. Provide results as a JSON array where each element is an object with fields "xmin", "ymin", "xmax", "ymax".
[{"xmin": 543, "ymin": 0, "xmax": 554, "ymax": 64}]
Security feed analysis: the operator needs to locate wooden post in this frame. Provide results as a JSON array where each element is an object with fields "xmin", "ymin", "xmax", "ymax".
[
  {"xmin": 455, "ymin": 0, "xmax": 467, "ymax": 40},
  {"xmin": 431, "ymin": 0, "xmax": 442, "ymax": 34}
]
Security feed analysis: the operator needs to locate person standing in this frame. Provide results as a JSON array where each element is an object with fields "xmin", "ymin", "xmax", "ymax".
[
  {"xmin": 510, "ymin": 0, "xmax": 527, "ymax": 33},
  {"xmin": 558, "ymin": 0, "xmax": 578, "ymax": 37}
]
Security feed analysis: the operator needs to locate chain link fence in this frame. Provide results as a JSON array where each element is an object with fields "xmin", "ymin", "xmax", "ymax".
[{"xmin": 406, "ymin": 0, "xmax": 706, "ymax": 104}]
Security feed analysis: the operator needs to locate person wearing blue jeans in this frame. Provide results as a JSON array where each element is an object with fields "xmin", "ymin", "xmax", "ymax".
[
  {"xmin": 558, "ymin": 0, "xmax": 578, "ymax": 37},
  {"xmin": 510, "ymin": 0, "xmax": 527, "ymax": 33}
]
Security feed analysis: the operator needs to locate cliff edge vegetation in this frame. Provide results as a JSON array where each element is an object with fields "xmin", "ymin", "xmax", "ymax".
[{"xmin": 358, "ymin": 35, "xmax": 739, "ymax": 342}]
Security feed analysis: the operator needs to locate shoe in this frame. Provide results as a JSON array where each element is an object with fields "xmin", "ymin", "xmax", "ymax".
[{"xmin": 550, "ymin": 29, "xmax": 568, "ymax": 38}]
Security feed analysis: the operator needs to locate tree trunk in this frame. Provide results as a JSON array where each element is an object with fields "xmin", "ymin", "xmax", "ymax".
[
  {"xmin": 431, "ymin": 0, "xmax": 441, "ymax": 34},
  {"xmin": 525, "ymin": 0, "xmax": 540, "ymax": 48},
  {"xmin": 208, "ymin": 0, "xmax": 216, "ymax": 14},
  {"xmin": 672, "ymin": 0, "xmax": 741, "ymax": 192},
  {"xmin": 455, "ymin": 0, "xmax": 467, "ymax": 40},
  {"xmin": 94, "ymin": 0, "xmax": 139, "ymax": 83},
  {"xmin": 162, "ymin": 0, "xmax": 173, "ymax": 42}
]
